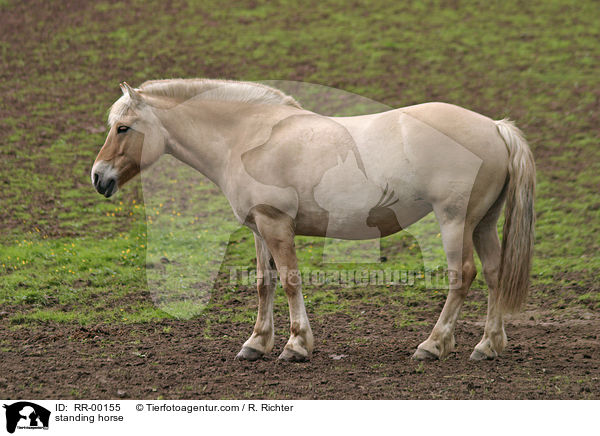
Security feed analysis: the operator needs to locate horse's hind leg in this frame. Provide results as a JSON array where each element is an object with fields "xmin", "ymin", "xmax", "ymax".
[
  {"xmin": 470, "ymin": 202, "xmax": 507, "ymax": 360},
  {"xmin": 236, "ymin": 234, "xmax": 276, "ymax": 360},
  {"xmin": 253, "ymin": 207, "xmax": 314, "ymax": 362},
  {"xmin": 413, "ymin": 214, "xmax": 476, "ymax": 360}
]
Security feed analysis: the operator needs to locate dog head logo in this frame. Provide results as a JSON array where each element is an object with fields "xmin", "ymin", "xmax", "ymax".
[{"xmin": 3, "ymin": 402, "xmax": 50, "ymax": 434}]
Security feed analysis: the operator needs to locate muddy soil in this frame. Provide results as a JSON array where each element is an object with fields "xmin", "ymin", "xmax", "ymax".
[{"xmin": 1, "ymin": 310, "xmax": 598, "ymax": 400}]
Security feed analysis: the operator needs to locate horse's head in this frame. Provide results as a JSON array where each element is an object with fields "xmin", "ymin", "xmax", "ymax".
[{"xmin": 91, "ymin": 82, "xmax": 167, "ymax": 198}]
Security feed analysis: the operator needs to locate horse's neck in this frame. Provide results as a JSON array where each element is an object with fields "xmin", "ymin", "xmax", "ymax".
[
  {"xmin": 157, "ymin": 100, "xmax": 300, "ymax": 189},
  {"xmin": 158, "ymin": 101, "xmax": 239, "ymax": 188}
]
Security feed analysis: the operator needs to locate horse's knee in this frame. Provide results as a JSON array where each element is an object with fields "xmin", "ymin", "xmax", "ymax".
[
  {"xmin": 257, "ymin": 276, "xmax": 276, "ymax": 296},
  {"xmin": 257, "ymin": 282, "xmax": 269, "ymax": 298},
  {"xmin": 281, "ymin": 271, "xmax": 302, "ymax": 296}
]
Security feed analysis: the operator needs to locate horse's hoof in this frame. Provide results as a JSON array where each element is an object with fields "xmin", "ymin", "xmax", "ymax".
[
  {"xmin": 278, "ymin": 348, "xmax": 308, "ymax": 362},
  {"xmin": 469, "ymin": 349, "xmax": 495, "ymax": 361},
  {"xmin": 412, "ymin": 348, "xmax": 439, "ymax": 361},
  {"xmin": 235, "ymin": 346, "xmax": 264, "ymax": 361}
]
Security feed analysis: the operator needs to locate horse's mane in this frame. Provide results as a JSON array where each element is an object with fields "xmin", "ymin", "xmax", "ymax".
[
  {"xmin": 140, "ymin": 79, "xmax": 302, "ymax": 108},
  {"xmin": 108, "ymin": 79, "xmax": 301, "ymax": 125}
]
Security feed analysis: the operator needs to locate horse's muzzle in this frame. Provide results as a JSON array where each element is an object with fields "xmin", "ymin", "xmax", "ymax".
[
  {"xmin": 91, "ymin": 161, "xmax": 118, "ymax": 198},
  {"xmin": 94, "ymin": 175, "xmax": 116, "ymax": 198}
]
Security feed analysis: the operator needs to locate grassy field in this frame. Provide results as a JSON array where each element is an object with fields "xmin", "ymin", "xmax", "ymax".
[{"xmin": 0, "ymin": 0, "xmax": 599, "ymax": 399}]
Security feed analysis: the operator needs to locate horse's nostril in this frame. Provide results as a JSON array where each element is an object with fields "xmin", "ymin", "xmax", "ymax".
[
  {"xmin": 93, "ymin": 173, "xmax": 99, "ymax": 188},
  {"xmin": 105, "ymin": 178, "xmax": 116, "ymax": 198}
]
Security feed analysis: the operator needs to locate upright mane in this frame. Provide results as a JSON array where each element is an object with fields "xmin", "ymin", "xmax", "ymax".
[
  {"xmin": 139, "ymin": 79, "xmax": 302, "ymax": 109},
  {"xmin": 108, "ymin": 78, "xmax": 301, "ymax": 126}
]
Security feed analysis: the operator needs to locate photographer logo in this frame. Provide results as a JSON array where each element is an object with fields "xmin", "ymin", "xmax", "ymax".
[{"xmin": 3, "ymin": 402, "xmax": 50, "ymax": 433}]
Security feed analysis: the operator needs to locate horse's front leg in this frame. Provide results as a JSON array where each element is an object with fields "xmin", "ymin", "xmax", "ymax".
[
  {"xmin": 236, "ymin": 234, "xmax": 276, "ymax": 360},
  {"xmin": 254, "ymin": 208, "xmax": 314, "ymax": 362}
]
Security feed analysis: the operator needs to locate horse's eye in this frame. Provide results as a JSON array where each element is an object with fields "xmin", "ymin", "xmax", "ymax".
[{"xmin": 117, "ymin": 125, "xmax": 130, "ymax": 134}]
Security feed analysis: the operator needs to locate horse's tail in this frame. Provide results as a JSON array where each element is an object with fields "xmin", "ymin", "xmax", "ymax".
[{"xmin": 495, "ymin": 118, "xmax": 536, "ymax": 313}]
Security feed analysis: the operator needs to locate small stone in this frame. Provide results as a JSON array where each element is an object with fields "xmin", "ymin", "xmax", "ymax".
[{"xmin": 329, "ymin": 354, "xmax": 347, "ymax": 360}]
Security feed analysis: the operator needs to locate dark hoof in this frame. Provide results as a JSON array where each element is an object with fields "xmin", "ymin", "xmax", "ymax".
[
  {"xmin": 412, "ymin": 348, "xmax": 439, "ymax": 361},
  {"xmin": 278, "ymin": 348, "xmax": 308, "ymax": 362},
  {"xmin": 235, "ymin": 346, "xmax": 264, "ymax": 361},
  {"xmin": 469, "ymin": 349, "xmax": 495, "ymax": 361}
]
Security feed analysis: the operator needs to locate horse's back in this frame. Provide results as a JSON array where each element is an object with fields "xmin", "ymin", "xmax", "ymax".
[{"xmin": 401, "ymin": 102, "xmax": 507, "ymax": 162}]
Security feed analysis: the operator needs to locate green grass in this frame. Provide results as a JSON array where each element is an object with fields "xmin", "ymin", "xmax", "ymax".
[{"xmin": 1, "ymin": 0, "xmax": 598, "ymax": 327}]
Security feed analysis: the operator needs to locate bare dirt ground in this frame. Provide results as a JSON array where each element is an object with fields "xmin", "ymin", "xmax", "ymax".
[{"xmin": 1, "ymin": 309, "xmax": 598, "ymax": 400}]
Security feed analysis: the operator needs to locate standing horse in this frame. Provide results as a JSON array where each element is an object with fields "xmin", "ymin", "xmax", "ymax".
[{"xmin": 92, "ymin": 79, "xmax": 535, "ymax": 361}]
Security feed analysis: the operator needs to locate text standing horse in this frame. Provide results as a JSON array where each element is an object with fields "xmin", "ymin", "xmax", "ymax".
[{"xmin": 92, "ymin": 79, "xmax": 535, "ymax": 361}]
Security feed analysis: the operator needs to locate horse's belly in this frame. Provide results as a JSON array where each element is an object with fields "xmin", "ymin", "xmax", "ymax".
[{"xmin": 295, "ymin": 181, "xmax": 432, "ymax": 240}]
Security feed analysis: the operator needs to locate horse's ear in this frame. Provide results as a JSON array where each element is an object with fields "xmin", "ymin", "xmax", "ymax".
[{"xmin": 120, "ymin": 82, "xmax": 143, "ymax": 105}]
